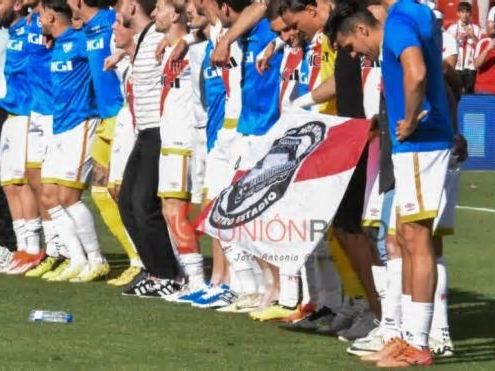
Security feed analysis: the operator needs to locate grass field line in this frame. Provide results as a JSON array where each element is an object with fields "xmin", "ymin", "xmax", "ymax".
[{"xmin": 456, "ymin": 205, "xmax": 495, "ymax": 213}]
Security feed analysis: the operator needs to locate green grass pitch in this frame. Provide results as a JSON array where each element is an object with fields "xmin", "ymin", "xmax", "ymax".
[{"xmin": 0, "ymin": 172, "xmax": 494, "ymax": 370}]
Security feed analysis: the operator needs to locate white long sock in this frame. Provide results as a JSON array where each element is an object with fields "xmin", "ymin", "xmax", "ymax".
[
  {"xmin": 47, "ymin": 206, "xmax": 86, "ymax": 265},
  {"xmin": 222, "ymin": 243, "xmax": 257, "ymax": 295},
  {"xmin": 401, "ymin": 294, "xmax": 412, "ymax": 338},
  {"xmin": 66, "ymin": 201, "xmax": 103, "ymax": 267},
  {"xmin": 406, "ymin": 301, "xmax": 434, "ymax": 349},
  {"xmin": 371, "ymin": 265, "xmax": 387, "ymax": 322},
  {"xmin": 24, "ymin": 217, "xmax": 41, "ymax": 255},
  {"xmin": 12, "ymin": 219, "xmax": 27, "ymax": 251},
  {"xmin": 278, "ymin": 272, "xmax": 299, "ymax": 308},
  {"xmin": 42, "ymin": 220, "xmax": 60, "ymax": 258},
  {"xmin": 300, "ymin": 265, "xmax": 311, "ymax": 305},
  {"xmin": 181, "ymin": 252, "xmax": 204, "ymax": 290},
  {"xmin": 431, "ymin": 257, "xmax": 449, "ymax": 337},
  {"xmin": 382, "ymin": 259, "xmax": 403, "ymax": 341}
]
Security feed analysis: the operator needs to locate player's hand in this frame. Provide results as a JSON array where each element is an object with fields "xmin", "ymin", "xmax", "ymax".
[
  {"xmin": 169, "ymin": 39, "xmax": 189, "ymax": 63},
  {"xmin": 211, "ymin": 36, "xmax": 230, "ymax": 67},
  {"xmin": 256, "ymin": 41, "xmax": 275, "ymax": 74},
  {"xmin": 395, "ymin": 110, "xmax": 427, "ymax": 141},
  {"xmin": 452, "ymin": 133, "xmax": 468, "ymax": 162},
  {"xmin": 155, "ymin": 36, "xmax": 171, "ymax": 62},
  {"xmin": 104, "ymin": 50, "xmax": 125, "ymax": 71}
]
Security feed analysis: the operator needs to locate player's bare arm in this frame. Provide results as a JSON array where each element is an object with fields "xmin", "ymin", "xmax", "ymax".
[{"xmin": 396, "ymin": 46, "xmax": 426, "ymax": 141}]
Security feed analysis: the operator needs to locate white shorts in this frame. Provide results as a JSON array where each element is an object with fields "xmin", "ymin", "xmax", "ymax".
[
  {"xmin": 190, "ymin": 126, "xmax": 207, "ymax": 204},
  {"xmin": 391, "ymin": 148, "xmax": 451, "ymax": 224},
  {"xmin": 41, "ymin": 118, "xmax": 99, "ymax": 190},
  {"xmin": 362, "ymin": 176, "xmax": 384, "ymax": 227},
  {"xmin": 204, "ymin": 127, "xmax": 239, "ymax": 201},
  {"xmin": 0, "ymin": 115, "xmax": 29, "ymax": 186},
  {"xmin": 26, "ymin": 112, "xmax": 53, "ymax": 169},
  {"xmin": 108, "ymin": 106, "xmax": 136, "ymax": 188},
  {"xmin": 433, "ymin": 164, "xmax": 460, "ymax": 236},
  {"xmin": 158, "ymin": 107, "xmax": 194, "ymax": 200}
]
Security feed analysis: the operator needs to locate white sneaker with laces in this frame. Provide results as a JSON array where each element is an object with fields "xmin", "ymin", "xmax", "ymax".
[
  {"xmin": 217, "ymin": 293, "xmax": 263, "ymax": 313},
  {"xmin": 429, "ymin": 329, "xmax": 455, "ymax": 358},
  {"xmin": 346, "ymin": 324, "xmax": 386, "ymax": 356},
  {"xmin": 0, "ymin": 246, "xmax": 13, "ymax": 273}
]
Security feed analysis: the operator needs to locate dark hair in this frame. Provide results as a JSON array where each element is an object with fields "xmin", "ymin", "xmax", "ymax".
[
  {"xmin": 458, "ymin": 1, "xmax": 472, "ymax": 12},
  {"xmin": 137, "ymin": 0, "xmax": 157, "ymax": 16},
  {"xmin": 215, "ymin": 0, "xmax": 251, "ymax": 13},
  {"xmin": 82, "ymin": 0, "xmax": 118, "ymax": 8},
  {"xmin": 324, "ymin": 0, "xmax": 379, "ymax": 44},
  {"xmin": 278, "ymin": 0, "xmax": 317, "ymax": 15},
  {"xmin": 41, "ymin": 0, "xmax": 72, "ymax": 20},
  {"xmin": 266, "ymin": 0, "xmax": 282, "ymax": 21}
]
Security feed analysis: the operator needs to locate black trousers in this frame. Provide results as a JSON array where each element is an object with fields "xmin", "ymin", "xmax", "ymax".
[
  {"xmin": 458, "ymin": 69, "xmax": 476, "ymax": 94},
  {"xmin": 118, "ymin": 128, "xmax": 179, "ymax": 279},
  {"xmin": 0, "ymin": 109, "xmax": 16, "ymax": 251}
]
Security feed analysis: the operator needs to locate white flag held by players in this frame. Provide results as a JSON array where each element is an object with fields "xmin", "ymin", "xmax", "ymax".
[{"xmin": 198, "ymin": 109, "xmax": 370, "ymax": 274}]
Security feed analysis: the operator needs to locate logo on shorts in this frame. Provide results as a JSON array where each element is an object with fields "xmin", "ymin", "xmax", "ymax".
[
  {"xmin": 404, "ymin": 203, "xmax": 416, "ymax": 212},
  {"xmin": 209, "ymin": 121, "xmax": 326, "ymax": 229}
]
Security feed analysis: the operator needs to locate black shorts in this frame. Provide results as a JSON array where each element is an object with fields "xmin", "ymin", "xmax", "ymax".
[{"xmin": 332, "ymin": 144, "xmax": 368, "ymax": 234}]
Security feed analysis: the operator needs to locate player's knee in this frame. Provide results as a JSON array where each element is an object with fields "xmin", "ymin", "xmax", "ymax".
[
  {"xmin": 161, "ymin": 199, "xmax": 183, "ymax": 224},
  {"xmin": 41, "ymin": 187, "xmax": 58, "ymax": 210}
]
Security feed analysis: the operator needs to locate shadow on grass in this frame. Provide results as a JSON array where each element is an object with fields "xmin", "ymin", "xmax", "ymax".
[{"xmin": 435, "ymin": 288, "xmax": 495, "ymax": 365}]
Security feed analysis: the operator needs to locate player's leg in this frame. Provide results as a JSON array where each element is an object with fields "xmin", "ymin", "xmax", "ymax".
[
  {"xmin": 0, "ymin": 115, "xmax": 40, "ymax": 272},
  {"xmin": 429, "ymin": 165, "xmax": 459, "ymax": 357},
  {"xmin": 186, "ymin": 137, "xmax": 234, "ymax": 307},
  {"xmin": 119, "ymin": 128, "xmax": 181, "ymax": 298},
  {"xmin": 158, "ymin": 145, "xmax": 204, "ymax": 292},
  {"xmin": 0, "ymin": 109, "xmax": 16, "ymax": 266},
  {"xmin": 90, "ymin": 117, "xmax": 137, "ymax": 281},
  {"xmin": 376, "ymin": 150, "xmax": 449, "ymax": 367},
  {"xmin": 217, "ymin": 135, "xmax": 263, "ymax": 311},
  {"xmin": 333, "ymin": 147, "xmax": 382, "ymax": 319}
]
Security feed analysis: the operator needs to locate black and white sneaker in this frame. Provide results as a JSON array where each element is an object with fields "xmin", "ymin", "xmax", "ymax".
[
  {"xmin": 140, "ymin": 279, "xmax": 183, "ymax": 300},
  {"xmin": 121, "ymin": 275, "xmax": 151, "ymax": 297}
]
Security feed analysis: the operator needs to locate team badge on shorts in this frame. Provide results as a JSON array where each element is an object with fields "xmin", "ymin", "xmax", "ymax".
[{"xmin": 209, "ymin": 121, "xmax": 326, "ymax": 229}]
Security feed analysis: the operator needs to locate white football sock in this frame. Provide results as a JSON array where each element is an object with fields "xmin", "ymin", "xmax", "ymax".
[
  {"xmin": 48, "ymin": 206, "xmax": 86, "ymax": 265},
  {"xmin": 181, "ymin": 252, "xmax": 204, "ymax": 290},
  {"xmin": 430, "ymin": 257, "xmax": 449, "ymax": 337},
  {"xmin": 371, "ymin": 265, "xmax": 387, "ymax": 322},
  {"xmin": 12, "ymin": 219, "xmax": 27, "ymax": 252},
  {"xmin": 24, "ymin": 217, "xmax": 41, "ymax": 255},
  {"xmin": 66, "ymin": 201, "xmax": 104, "ymax": 267},
  {"xmin": 278, "ymin": 272, "xmax": 299, "ymax": 308},
  {"xmin": 382, "ymin": 258, "xmax": 403, "ymax": 341},
  {"xmin": 222, "ymin": 243, "xmax": 257, "ymax": 295},
  {"xmin": 406, "ymin": 301, "xmax": 434, "ymax": 349},
  {"xmin": 300, "ymin": 265, "xmax": 311, "ymax": 305},
  {"xmin": 401, "ymin": 294, "xmax": 412, "ymax": 338},
  {"xmin": 42, "ymin": 220, "xmax": 60, "ymax": 258}
]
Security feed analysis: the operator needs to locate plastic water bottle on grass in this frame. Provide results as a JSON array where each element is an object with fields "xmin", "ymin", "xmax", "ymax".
[{"xmin": 28, "ymin": 310, "xmax": 73, "ymax": 323}]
